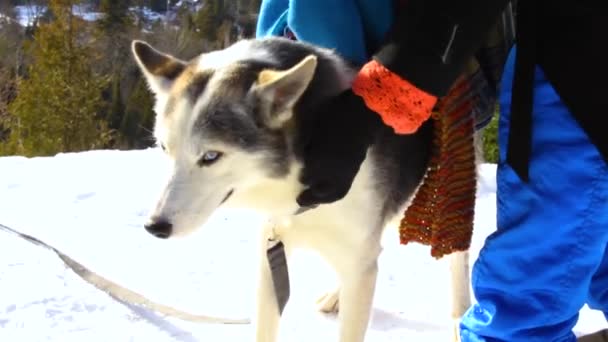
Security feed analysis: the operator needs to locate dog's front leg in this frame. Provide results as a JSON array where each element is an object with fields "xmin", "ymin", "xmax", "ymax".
[
  {"xmin": 336, "ymin": 261, "xmax": 378, "ymax": 342},
  {"xmin": 253, "ymin": 231, "xmax": 282, "ymax": 342},
  {"xmin": 449, "ymin": 250, "xmax": 471, "ymax": 342}
]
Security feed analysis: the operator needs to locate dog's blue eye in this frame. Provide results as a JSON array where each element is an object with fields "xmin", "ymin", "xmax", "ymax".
[{"xmin": 197, "ymin": 151, "xmax": 223, "ymax": 167}]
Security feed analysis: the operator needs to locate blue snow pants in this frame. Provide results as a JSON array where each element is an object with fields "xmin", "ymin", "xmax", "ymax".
[{"xmin": 460, "ymin": 45, "xmax": 608, "ymax": 341}]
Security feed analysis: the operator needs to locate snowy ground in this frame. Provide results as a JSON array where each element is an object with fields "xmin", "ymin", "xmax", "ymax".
[
  {"xmin": 6, "ymin": 4, "xmax": 192, "ymax": 27},
  {"xmin": 10, "ymin": 5, "xmax": 104, "ymax": 26},
  {"xmin": 0, "ymin": 148, "xmax": 606, "ymax": 341}
]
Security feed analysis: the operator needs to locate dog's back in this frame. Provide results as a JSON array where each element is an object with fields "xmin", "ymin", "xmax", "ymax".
[
  {"xmin": 241, "ymin": 37, "xmax": 434, "ymax": 223},
  {"xmin": 254, "ymin": 37, "xmax": 435, "ymax": 225}
]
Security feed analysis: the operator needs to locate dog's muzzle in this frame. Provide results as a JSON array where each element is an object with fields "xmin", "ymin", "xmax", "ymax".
[{"xmin": 144, "ymin": 219, "xmax": 173, "ymax": 239}]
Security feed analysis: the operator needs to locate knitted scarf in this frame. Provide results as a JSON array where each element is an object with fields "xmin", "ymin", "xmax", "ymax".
[{"xmin": 400, "ymin": 17, "xmax": 514, "ymax": 258}]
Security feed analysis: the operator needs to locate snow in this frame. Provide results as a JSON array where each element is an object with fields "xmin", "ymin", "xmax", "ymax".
[
  {"xmin": 8, "ymin": 5, "xmax": 168, "ymax": 27},
  {"xmin": 0, "ymin": 148, "xmax": 606, "ymax": 341},
  {"xmin": 0, "ymin": 12, "xmax": 11, "ymax": 24},
  {"xmin": 129, "ymin": 6, "xmax": 166, "ymax": 23},
  {"xmin": 12, "ymin": 5, "xmax": 43, "ymax": 27},
  {"xmin": 10, "ymin": 5, "xmax": 103, "ymax": 27}
]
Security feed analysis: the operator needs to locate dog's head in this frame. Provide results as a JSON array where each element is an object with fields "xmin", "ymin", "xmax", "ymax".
[{"xmin": 132, "ymin": 38, "xmax": 351, "ymax": 238}]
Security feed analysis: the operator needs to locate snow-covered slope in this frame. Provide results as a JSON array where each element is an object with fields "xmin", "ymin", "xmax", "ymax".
[{"xmin": 0, "ymin": 149, "xmax": 605, "ymax": 341}]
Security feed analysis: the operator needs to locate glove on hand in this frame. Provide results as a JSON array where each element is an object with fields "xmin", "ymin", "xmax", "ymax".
[{"xmin": 296, "ymin": 89, "xmax": 384, "ymax": 207}]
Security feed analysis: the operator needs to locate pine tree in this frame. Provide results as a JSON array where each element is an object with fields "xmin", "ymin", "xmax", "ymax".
[
  {"xmin": 106, "ymin": 76, "xmax": 123, "ymax": 130},
  {"xmin": 98, "ymin": 0, "xmax": 131, "ymax": 34},
  {"xmin": 236, "ymin": 0, "xmax": 261, "ymax": 14},
  {"xmin": 193, "ymin": 0, "xmax": 221, "ymax": 41},
  {"xmin": 120, "ymin": 78, "xmax": 155, "ymax": 149},
  {"xmin": 0, "ymin": 68, "xmax": 17, "ymax": 148},
  {"xmin": 0, "ymin": 3, "xmax": 24, "ymax": 153},
  {"xmin": 5, "ymin": 0, "xmax": 111, "ymax": 156},
  {"xmin": 148, "ymin": 0, "xmax": 168, "ymax": 13},
  {"xmin": 249, "ymin": 0, "xmax": 262, "ymax": 13},
  {"xmin": 95, "ymin": 0, "xmax": 132, "ymax": 136}
]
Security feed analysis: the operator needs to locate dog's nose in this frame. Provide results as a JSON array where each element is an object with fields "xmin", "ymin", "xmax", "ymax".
[{"xmin": 144, "ymin": 219, "xmax": 173, "ymax": 239}]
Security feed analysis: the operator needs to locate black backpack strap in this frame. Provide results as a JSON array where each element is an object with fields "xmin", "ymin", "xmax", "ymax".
[{"xmin": 507, "ymin": 0, "xmax": 537, "ymax": 182}]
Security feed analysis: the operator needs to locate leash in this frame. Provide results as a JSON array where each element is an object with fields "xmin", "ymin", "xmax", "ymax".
[
  {"xmin": 0, "ymin": 223, "xmax": 250, "ymax": 325},
  {"xmin": 266, "ymin": 239, "xmax": 290, "ymax": 315},
  {"xmin": 265, "ymin": 204, "xmax": 319, "ymax": 315},
  {"xmin": 0, "ymin": 202, "xmax": 317, "ymax": 323}
]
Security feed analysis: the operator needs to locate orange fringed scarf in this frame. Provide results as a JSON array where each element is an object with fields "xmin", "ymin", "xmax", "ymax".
[
  {"xmin": 351, "ymin": 12, "xmax": 513, "ymax": 259},
  {"xmin": 399, "ymin": 74, "xmax": 478, "ymax": 259},
  {"xmin": 344, "ymin": 10, "xmax": 514, "ymax": 258},
  {"xmin": 397, "ymin": 16, "xmax": 514, "ymax": 258}
]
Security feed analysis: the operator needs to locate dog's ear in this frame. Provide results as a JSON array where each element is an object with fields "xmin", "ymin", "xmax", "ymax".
[
  {"xmin": 253, "ymin": 55, "xmax": 317, "ymax": 128},
  {"xmin": 132, "ymin": 40, "xmax": 186, "ymax": 95}
]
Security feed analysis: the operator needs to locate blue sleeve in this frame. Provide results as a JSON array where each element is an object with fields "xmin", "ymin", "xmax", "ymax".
[
  {"xmin": 287, "ymin": 0, "xmax": 368, "ymax": 64},
  {"xmin": 255, "ymin": 0, "xmax": 289, "ymax": 38},
  {"xmin": 255, "ymin": 0, "xmax": 373, "ymax": 65}
]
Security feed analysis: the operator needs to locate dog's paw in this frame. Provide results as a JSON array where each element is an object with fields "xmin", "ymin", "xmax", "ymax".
[{"xmin": 315, "ymin": 289, "xmax": 340, "ymax": 313}]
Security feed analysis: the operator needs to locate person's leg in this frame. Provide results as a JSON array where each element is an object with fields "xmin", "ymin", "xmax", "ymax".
[{"xmin": 459, "ymin": 46, "xmax": 608, "ymax": 342}]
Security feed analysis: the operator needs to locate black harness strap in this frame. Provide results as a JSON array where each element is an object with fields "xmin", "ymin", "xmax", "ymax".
[
  {"xmin": 507, "ymin": 0, "xmax": 537, "ymax": 183},
  {"xmin": 267, "ymin": 239, "xmax": 290, "ymax": 315}
]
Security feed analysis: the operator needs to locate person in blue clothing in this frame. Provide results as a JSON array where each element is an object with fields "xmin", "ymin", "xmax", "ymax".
[{"xmin": 256, "ymin": 0, "xmax": 608, "ymax": 341}]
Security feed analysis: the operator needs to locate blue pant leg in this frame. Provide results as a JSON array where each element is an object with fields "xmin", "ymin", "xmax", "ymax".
[
  {"xmin": 460, "ymin": 46, "xmax": 608, "ymax": 342},
  {"xmin": 587, "ymin": 245, "xmax": 608, "ymax": 320}
]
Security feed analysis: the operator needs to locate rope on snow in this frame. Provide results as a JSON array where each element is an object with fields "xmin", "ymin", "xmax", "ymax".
[{"xmin": 0, "ymin": 223, "xmax": 251, "ymax": 325}]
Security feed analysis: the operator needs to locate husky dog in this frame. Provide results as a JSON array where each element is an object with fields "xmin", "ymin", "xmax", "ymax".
[{"xmin": 132, "ymin": 37, "xmax": 470, "ymax": 342}]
